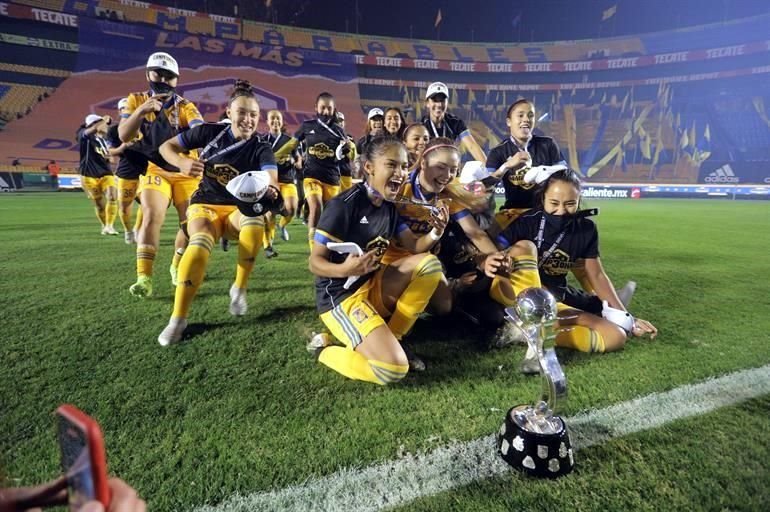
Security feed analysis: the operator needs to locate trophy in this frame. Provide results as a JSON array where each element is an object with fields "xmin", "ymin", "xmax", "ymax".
[{"xmin": 497, "ymin": 287, "xmax": 574, "ymax": 478}]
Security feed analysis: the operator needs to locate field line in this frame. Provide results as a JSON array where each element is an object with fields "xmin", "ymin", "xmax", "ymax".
[{"xmin": 189, "ymin": 364, "xmax": 770, "ymax": 512}]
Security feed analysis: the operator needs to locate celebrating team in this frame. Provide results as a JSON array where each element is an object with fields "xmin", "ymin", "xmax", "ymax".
[{"xmin": 78, "ymin": 51, "xmax": 657, "ymax": 383}]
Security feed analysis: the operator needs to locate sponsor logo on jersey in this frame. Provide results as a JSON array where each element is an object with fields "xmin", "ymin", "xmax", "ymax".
[
  {"xmin": 309, "ymin": 142, "xmax": 335, "ymax": 159},
  {"xmin": 360, "ymin": 216, "xmax": 369, "ymax": 224},
  {"xmin": 206, "ymin": 163, "xmax": 239, "ymax": 186},
  {"xmin": 541, "ymin": 249, "xmax": 572, "ymax": 276}
]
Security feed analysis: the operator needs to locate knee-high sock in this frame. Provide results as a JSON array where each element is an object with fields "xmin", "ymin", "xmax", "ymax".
[
  {"xmin": 118, "ymin": 204, "xmax": 132, "ymax": 231},
  {"xmin": 279, "ymin": 213, "xmax": 293, "ymax": 228},
  {"xmin": 388, "ymin": 254, "xmax": 443, "ymax": 340},
  {"xmin": 263, "ymin": 215, "xmax": 276, "ymax": 249},
  {"xmin": 171, "ymin": 233, "xmax": 214, "ymax": 319},
  {"xmin": 318, "ymin": 347, "xmax": 408, "ymax": 385},
  {"xmin": 571, "ymin": 261, "xmax": 595, "ymax": 293},
  {"xmin": 105, "ymin": 200, "xmax": 117, "ymax": 227},
  {"xmin": 133, "ymin": 207, "xmax": 143, "ymax": 233},
  {"xmin": 136, "ymin": 244, "xmax": 156, "ymax": 277},
  {"xmin": 235, "ymin": 217, "xmax": 264, "ymax": 289},
  {"xmin": 556, "ymin": 325, "xmax": 606, "ymax": 353},
  {"xmin": 171, "ymin": 247, "xmax": 184, "ymax": 269},
  {"xmin": 307, "ymin": 227, "xmax": 315, "ymax": 251},
  {"xmin": 94, "ymin": 205, "xmax": 106, "ymax": 226},
  {"xmin": 490, "ymin": 254, "xmax": 542, "ymax": 306}
]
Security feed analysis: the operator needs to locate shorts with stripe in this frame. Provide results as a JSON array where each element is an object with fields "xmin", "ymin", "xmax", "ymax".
[
  {"xmin": 117, "ymin": 177, "xmax": 139, "ymax": 202},
  {"xmin": 319, "ymin": 269, "xmax": 386, "ymax": 349},
  {"xmin": 187, "ymin": 203, "xmax": 256, "ymax": 241},
  {"xmin": 303, "ymin": 177, "xmax": 340, "ymax": 202}
]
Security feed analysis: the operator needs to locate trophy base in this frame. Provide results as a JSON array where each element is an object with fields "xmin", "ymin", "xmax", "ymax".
[{"xmin": 497, "ymin": 405, "xmax": 574, "ymax": 478}]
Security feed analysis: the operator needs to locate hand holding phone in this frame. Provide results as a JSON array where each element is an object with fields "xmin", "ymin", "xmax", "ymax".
[{"xmin": 56, "ymin": 405, "xmax": 110, "ymax": 511}]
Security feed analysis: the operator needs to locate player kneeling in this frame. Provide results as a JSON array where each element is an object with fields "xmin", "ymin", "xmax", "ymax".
[{"xmin": 308, "ymin": 137, "xmax": 450, "ymax": 385}]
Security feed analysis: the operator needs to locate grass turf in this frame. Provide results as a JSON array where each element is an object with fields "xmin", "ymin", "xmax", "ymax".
[{"xmin": 1, "ymin": 193, "xmax": 769, "ymax": 511}]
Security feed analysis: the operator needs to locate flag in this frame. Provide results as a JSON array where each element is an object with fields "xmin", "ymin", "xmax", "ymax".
[
  {"xmin": 679, "ymin": 127, "xmax": 689, "ymax": 149},
  {"xmin": 434, "ymin": 8, "xmax": 442, "ymax": 28},
  {"xmin": 511, "ymin": 12, "xmax": 522, "ymax": 27},
  {"xmin": 602, "ymin": 4, "xmax": 617, "ymax": 21}
]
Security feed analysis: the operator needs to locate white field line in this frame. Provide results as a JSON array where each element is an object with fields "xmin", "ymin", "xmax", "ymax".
[{"xmin": 189, "ymin": 364, "xmax": 770, "ymax": 512}]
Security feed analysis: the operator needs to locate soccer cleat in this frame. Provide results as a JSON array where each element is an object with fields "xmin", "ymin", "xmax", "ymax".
[
  {"xmin": 264, "ymin": 245, "xmax": 278, "ymax": 259},
  {"xmin": 124, "ymin": 230, "xmax": 136, "ymax": 244},
  {"xmin": 158, "ymin": 317, "xmax": 187, "ymax": 346},
  {"xmin": 520, "ymin": 346, "xmax": 541, "ymax": 375},
  {"xmin": 100, "ymin": 225, "xmax": 108, "ymax": 235},
  {"xmin": 491, "ymin": 322, "xmax": 529, "ymax": 349},
  {"xmin": 307, "ymin": 331, "xmax": 333, "ymax": 360},
  {"xmin": 280, "ymin": 226, "xmax": 290, "ymax": 241},
  {"xmin": 402, "ymin": 343, "xmax": 426, "ymax": 372},
  {"xmin": 169, "ymin": 264, "xmax": 178, "ymax": 286},
  {"xmin": 229, "ymin": 284, "xmax": 248, "ymax": 316},
  {"xmin": 221, "ymin": 238, "xmax": 229, "ymax": 252},
  {"xmin": 129, "ymin": 275, "xmax": 153, "ymax": 298},
  {"xmin": 103, "ymin": 225, "xmax": 119, "ymax": 235},
  {"xmin": 617, "ymin": 281, "xmax": 637, "ymax": 309}
]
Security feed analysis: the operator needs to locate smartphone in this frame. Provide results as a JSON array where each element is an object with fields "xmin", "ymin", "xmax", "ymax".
[{"xmin": 56, "ymin": 405, "xmax": 110, "ymax": 510}]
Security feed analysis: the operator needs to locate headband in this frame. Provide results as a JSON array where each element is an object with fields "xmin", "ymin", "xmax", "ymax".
[{"xmin": 421, "ymin": 144, "xmax": 459, "ymax": 159}]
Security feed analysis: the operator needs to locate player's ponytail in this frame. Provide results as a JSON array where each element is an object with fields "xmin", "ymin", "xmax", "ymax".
[{"xmin": 229, "ymin": 79, "xmax": 255, "ymax": 104}]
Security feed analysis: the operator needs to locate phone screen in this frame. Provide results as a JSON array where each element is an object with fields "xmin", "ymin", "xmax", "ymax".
[{"xmin": 57, "ymin": 414, "xmax": 97, "ymax": 509}]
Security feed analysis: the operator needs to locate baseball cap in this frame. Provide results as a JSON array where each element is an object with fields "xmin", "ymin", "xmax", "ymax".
[
  {"xmin": 84, "ymin": 114, "xmax": 103, "ymax": 127},
  {"xmin": 226, "ymin": 171, "xmax": 273, "ymax": 217},
  {"xmin": 117, "ymin": 98, "xmax": 128, "ymax": 110},
  {"xmin": 146, "ymin": 52, "xmax": 179, "ymax": 77},
  {"xmin": 367, "ymin": 108, "xmax": 384, "ymax": 120},
  {"xmin": 426, "ymin": 82, "xmax": 449, "ymax": 100}
]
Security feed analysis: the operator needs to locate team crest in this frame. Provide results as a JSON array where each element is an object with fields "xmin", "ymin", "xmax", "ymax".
[
  {"xmin": 206, "ymin": 163, "xmax": 239, "ymax": 186},
  {"xmin": 365, "ymin": 236, "xmax": 390, "ymax": 261},
  {"xmin": 541, "ymin": 249, "xmax": 572, "ymax": 276},
  {"xmin": 508, "ymin": 168, "xmax": 535, "ymax": 190},
  {"xmin": 351, "ymin": 306, "xmax": 370, "ymax": 324}
]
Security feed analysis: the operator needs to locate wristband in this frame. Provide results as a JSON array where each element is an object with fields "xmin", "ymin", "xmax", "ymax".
[{"xmin": 429, "ymin": 228, "xmax": 442, "ymax": 241}]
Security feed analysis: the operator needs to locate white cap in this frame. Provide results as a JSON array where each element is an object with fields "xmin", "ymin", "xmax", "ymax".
[
  {"xmin": 226, "ymin": 171, "xmax": 271, "ymax": 203},
  {"xmin": 426, "ymin": 82, "xmax": 449, "ymax": 100},
  {"xmin": 85, "ymin": 114, "xmax": 103, "ymax": 126},
  {"xmin": 146, "ymin": 52, "xmax": 179, "ymax": 77},
  {"xmin": 117, "ymin": 98, "xmax": 128, "ymax": 110},
  {"xmin": 367, "ymin": 108, "xmax": 384, "ymax": 120}
]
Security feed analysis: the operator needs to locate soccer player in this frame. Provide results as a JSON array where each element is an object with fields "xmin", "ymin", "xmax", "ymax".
[
  {"xmin": 498, "ymin": 168, "xmax": 657, "ymax": 371},
  {"xmin": 119, "ymin": 52, "xmax": 204, "ymax": 297},
  {"xmin": 262, "ymin": 109, "xmax": 297, "ymax": 256},
  {"xmin": 307, "ymin": 137, "xmax": 449, "ymax": 385},
  {"xmin": 156, "ymin": 79, "xmax": 279, "ymax": 346},
  {"xmin": 384, "ymin": 107, "xmax": 406, "ymax": 139},
  {"xmin": 78, "ymin": 114, "xmax": 118, "ymax": 235},
  {"xmin": 273, "ymin": 92, "xmax": 354, "ymax": 249},
  {"xmin": 335, "ymin": 111, "xmax": 357, "ymax": 191},
  {"xmin": 402, "ymin": 123, "xmax": 430, "ymax": 169},
  {"xmin": 105, "ymin": 98, "xmax": 147, "ymax": 244},
  {"xmin": 356, "ymin": 107, "xmax": 385, "ymax": 155},
  {"xmin": 421, "ymin": 82, "xmax": 486, "ymax": 162}
]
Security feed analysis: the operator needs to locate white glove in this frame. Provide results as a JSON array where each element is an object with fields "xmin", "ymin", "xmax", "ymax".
[
  {"xmin": 601, "ymin": 301, "xmax": 635, "ymax": 333},
  {"xmin": 523, "ymin": 164, "xmax": 569, "ymax": 185},
  {"xmin": 335, "ymin": 140, "xmax": 347, "ymax": 161}
]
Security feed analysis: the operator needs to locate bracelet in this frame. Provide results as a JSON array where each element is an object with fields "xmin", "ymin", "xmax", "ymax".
[{"xmin": 429, "ymin": 228, "xmax": 442, "ymax": 241}]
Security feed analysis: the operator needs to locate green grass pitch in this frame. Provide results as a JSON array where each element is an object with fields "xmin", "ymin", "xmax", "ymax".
[{"xmin": 1, "ymin": 192, "xmax": 769, "ymax": 511}]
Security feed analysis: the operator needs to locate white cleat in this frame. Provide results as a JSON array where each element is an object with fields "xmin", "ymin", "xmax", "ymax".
[
  {"xmin": 158, "ymin": 318, "xmax": 187, "ymax": 346},
  {"xmin": 229, "ymin": 285, "xmax": 248, "ymax": 316},
  {"xmin": 492, "ymin": 322, "xmax": 529, "ymax": 349},
  {"xmin": 617, "ymin": 281, "xmax": 637, "ymax": 309},
  {"xmin": 280, "ymin": 226, "xmax": 290, "ymax": 241},
  {"xmin": 103, "ymin": 225, "xmax": 119, "ymax": 235},
  {"xmin": 124, "ymin": 230, "xmax": 136, "ymax": 244}
]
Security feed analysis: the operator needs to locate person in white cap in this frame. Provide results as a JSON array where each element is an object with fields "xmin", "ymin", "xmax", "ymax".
[
  {"xmin": 356, "ymin": 107, "xmax": 384, "ymax": 156},
  {"xmin": 104, "ymin": 98, "xmax": 147, "ymax": 244},
  {"xmin": 118, "ymin": 51, "xmax": 204, "ymax": 298},
  {"xmin": 77, "ymin": 113, "xmax": 118, "ymax": 235},
  {"xmin": 421, "ymin": 82, "xmax": 486, "ymax": 163},
  {"xmin": 155, "ymin": 79, "xmax": 279, "ymax": 346}
]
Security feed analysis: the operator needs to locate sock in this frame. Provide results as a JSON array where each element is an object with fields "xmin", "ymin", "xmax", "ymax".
[
  {"xmin": 171, "ymin": 247, "xmax": 184, "ymax": 269},
  {"xmin": 94, "ymin": 205, "xmax": 106, "ymax": 226},
  {"xmin": 318, "ymin": 347, "xmax": 408, "ymax": 385},
  {"xmin": 133, "ymin": 207, "xmax": 143, "ymax": 233},
  {"xmin": 263, "ymin": 215, "xmax": 276, "ymax": 249},
  {"xmin": 571, "ymin": 261, "xmax": 596, "ymax": 293},
  {"xmin": 136, "ymin": 244, "xmax": 156, "ymax": 277},
  {"xmin": 105, "ymin": 200, "xmax": 117, "ymax": 227},
  {"xmin": 235, "ymin": 217, "xmax": 264, "ymax": 289},
  {"xmin": 388, "ymin": 254, "xmax": 443, "ymax": 340},
  {"xmin": 307, "ymin": 227, "xmax": 315, "ymax": 251},
  {"xmin": 118, "ymin": 205, "xmax": 131, "ymax": 231},
  {"xmin": 279, "ymin": 214, "xmax": 294, "ymax": 228},
  {"xmin": 556, "ymin": 325, "xmax": 606, "ymax": 353},
  {"xmin": 491, "ymin": 254, "xmax": 543, "ymax": 306},
  {"xmin": 171, "ymin": 233, "xmax": 214, "ymax": 319}
]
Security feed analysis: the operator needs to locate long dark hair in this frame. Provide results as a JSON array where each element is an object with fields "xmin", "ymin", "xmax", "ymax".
[{"xmin": 384, "ymin": 107, "xmax": 406, "ymax": 139}]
